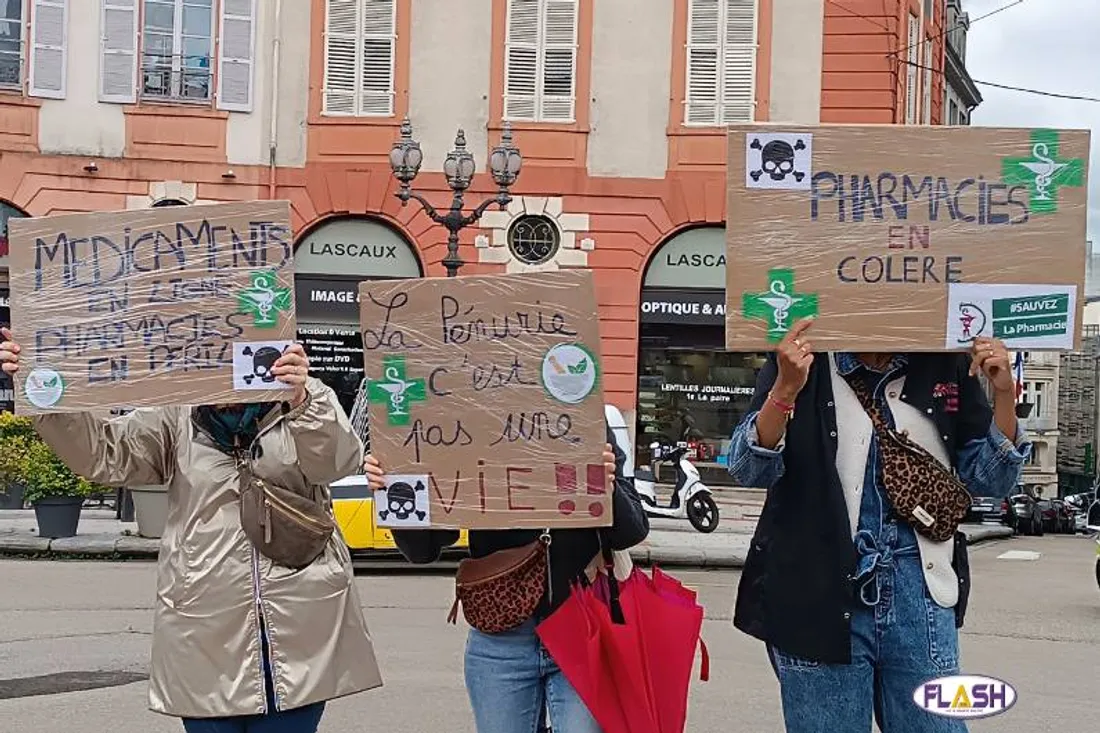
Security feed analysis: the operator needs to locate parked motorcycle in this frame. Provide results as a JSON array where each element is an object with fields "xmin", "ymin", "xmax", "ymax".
[{"xmin": 634, "ymin": 442, "xmax": 720, "ymax": 533}]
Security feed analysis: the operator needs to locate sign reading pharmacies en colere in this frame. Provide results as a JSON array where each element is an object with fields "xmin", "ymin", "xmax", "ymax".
[{"xmin": 725, "ymin": 124, "xmax": 1090, "ymax": 352}]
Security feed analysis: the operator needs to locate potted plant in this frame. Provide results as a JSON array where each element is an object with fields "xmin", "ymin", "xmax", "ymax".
[
  {"xmin": 130, "ymin": 484, "xmax": 169, "ymax": 539},
  {"xmin": 20, "ymin": 436, "xmax": 96, "ymax": 539},
  {"xmin": 0, "ymin": 412, "xmax": 34, "ymax": 509}
]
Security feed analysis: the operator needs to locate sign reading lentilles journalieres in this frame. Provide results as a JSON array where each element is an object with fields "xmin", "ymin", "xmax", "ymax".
[{"xmin": 8, "ymin": 201, "xmax": 297, "ymax": 413}]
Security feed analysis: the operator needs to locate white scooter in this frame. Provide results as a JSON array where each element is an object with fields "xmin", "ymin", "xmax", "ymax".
[
  {"xmin": 634, "ymin": 441, "xmax": 720, "ymax": 533},
  {"xmin": 1087, "ymin": 500, "xmax": 1100, "ymax": 593}
]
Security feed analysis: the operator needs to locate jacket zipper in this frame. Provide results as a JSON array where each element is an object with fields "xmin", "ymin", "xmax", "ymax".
[{"xmin": 249, "ymin": 543, "xmax": 272, "ymax": 713}]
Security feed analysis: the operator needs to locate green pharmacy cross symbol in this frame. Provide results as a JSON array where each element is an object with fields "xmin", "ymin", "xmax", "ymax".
[
  {"xmin": 742, "ymin": 269, "xmax": 818, "ymax": 342},
  {"xmin": 367, "ymin": 355, "xmax": 427, "ymax": 426},
  {"xmin": 1002, "ymin": 129, "xmax": 1085, "ymax": 215},
  {"xmin": 238, "ymin": 270, "xmax": 292, "ymax": 328}
]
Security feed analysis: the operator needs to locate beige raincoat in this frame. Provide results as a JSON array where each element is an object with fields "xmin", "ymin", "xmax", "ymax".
[{"xmin": 34, "ymin": 378, "xmax": 382, "ymax": 719}]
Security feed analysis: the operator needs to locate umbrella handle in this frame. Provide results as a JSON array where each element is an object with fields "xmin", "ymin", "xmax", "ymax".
[{"xmin": 699, "ymin": 638, "xmax": 711, "ymax": 682}]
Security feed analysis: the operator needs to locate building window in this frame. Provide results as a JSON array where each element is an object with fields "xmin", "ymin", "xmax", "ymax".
[
  {"xmin": 923, "ymin": 0, "xmax": 934, "ymax": 17},
  {"xmin": 904, "ymin": 13, "xmax": 919, "ymax": 123},
  {"xmin": 948, "ymin": 98, "xmax": 959, "ymax": 125},
  {"xmin": 507, "ymin": 215, "xmax": 561, "ymax": 265},
  {"xmin": 684, "ymin": 0, "xmax": 756, "ymax": 126},
  {"xmin": 151, "ymin": 197, "xmax": 188, "ymax": 207},
  {"xmin": 921, "ymin": 38, "xmax": 932, "ymax": 124},
  {"xmin": 1023, "ymin": 380, "xmax": 1049, "ymax": 418},
  {"xmin": 322, "ymin": 0, "xmax": 396, "ymax": 116},
  {"xmin": 141, "ymin": 0, "xmax": 215, "ymax": 102},
  {"xmin": 0, "ymin": 0, "xmax": 23, "ymax": 89},
  {"xmin": 503, "ymin": 0, "xmax": 578, "ymax": 123}
]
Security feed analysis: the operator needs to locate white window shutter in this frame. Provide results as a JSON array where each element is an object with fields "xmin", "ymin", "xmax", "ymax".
[
  {"xmin": 323, "ymin": 0, "xmax": 359, "ymax": 115},
  {"xmin": 905, "ymin": 13, "xmax": 919, "ymax": 123},
  {"xmin": 921, "ymin": 39, "xmax": 932, "ymax": 124},
  {"xmin": 504, "ymin": 0, "xmax": 539, "ymax": 121},
  {"xmin": 539, "ymin": 0, "xmax": 577, "ymax": 122},
  {"xmin": 217, "ymin": 0, "xmax": 255, "ymax": 112},
  {"xmin": 100, "ymin": 0, "xmax": 137, "ymax": 103},
  {"xmin": 685, "ymin": 0, "xmax": 721, "ymax": 125},
  {"xmin": 359, "ymin": 0, "xmax": 395, "ymax": 116},
  {"xmin": 29, "ymin": 0, "xmax": 67, "ymax": 99},
  {"xmin": 721, "ymin": 0, "xmax": 756, "ymax": 124}
]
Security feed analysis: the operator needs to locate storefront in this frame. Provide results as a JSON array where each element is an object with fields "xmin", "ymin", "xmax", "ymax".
[
  {"xmin": 637, "ymin": 227, "xmax": 766, "ymax": 485},
  {"xmin": 294, "ymin": 216, "xmax": 422, "ymax": 413}
]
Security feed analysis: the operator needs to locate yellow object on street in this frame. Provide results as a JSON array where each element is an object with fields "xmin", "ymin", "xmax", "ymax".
[{"xmin": 330, "ymin": 475, "xmax": 469, "ymax": 553}]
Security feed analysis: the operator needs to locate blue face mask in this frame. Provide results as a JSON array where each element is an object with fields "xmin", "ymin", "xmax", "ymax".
[{"xmin": 198, "ymin": 403, "xmax": 276, "ymax": 451}]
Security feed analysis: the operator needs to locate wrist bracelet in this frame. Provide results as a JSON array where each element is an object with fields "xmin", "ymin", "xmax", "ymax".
[{"xmin": 768, "ymin": 392, "xmax": 795, "ymax": 415}]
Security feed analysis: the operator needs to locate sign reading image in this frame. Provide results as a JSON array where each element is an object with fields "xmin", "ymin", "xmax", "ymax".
[
  {"xmin": 358, "ymin": 270, "xmax": 608, "ymax": 531},
  {"xmin": 726, "ymin": 125, "xmax": 1089, "ymax": 352}
]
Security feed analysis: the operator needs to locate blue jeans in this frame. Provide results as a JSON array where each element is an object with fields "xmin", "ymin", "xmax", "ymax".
[
  {"xmin": 465, "ymin": 619, "xmax": 602, "ymax": 733},
  {"xmin": 769, "ymin": 538, "xmax": 966, "ymax": 733},
  {"xmin": 181, "ymin": 622, "xmax": 325, "ymax": 733}
]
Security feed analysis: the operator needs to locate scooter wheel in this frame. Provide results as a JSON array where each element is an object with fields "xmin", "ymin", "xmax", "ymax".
[{"xmin": 687, "ymin": 494, "xmax": 720, "ymax": 533}]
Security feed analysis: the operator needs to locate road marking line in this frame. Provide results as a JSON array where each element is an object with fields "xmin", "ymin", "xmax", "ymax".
[{"xmin": 996, "ymin": 550, "xmax": 1042, "ymax": 561}]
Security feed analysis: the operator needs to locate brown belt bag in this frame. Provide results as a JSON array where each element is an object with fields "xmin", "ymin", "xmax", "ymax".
[
  {"xmin": 238, "ymin": 462, "xmax": 335, "ymax": 570},
  {"xmin": 447, "ymin": 533, "xmax": 550, "ymax": 634},
  {"xmin": 844, "ymin": 375, "xmax": 971, "ymax": 543}
]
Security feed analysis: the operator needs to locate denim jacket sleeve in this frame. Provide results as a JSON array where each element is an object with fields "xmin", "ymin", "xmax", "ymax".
[
  {"xmin": 956, "ymin": 422, "xmax": 1031, "ymax": 498},
  {"xmin": 727, "ymin": 412, "xmax": 786, "ymax": 490}
]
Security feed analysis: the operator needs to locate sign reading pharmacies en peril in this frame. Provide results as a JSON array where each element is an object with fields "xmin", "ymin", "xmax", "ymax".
[
  {"xmin": 358, "ymin": 269, "xmax": 609, "ymax": 531},
  {"xmin": 725, "ymin": 124, "xmax": 1090, "ymax": 352},
  {"xmin": 8, "ymin": 201, "xmax": 297, "ymax": 413}
]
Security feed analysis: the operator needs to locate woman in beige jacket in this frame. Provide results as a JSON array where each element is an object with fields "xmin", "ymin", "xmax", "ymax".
[{"xmin": 0, "ymin": 327, "xmax": 381, "ymax": 732}]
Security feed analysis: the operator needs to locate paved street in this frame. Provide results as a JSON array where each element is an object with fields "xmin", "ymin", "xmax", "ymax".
[{"xmin": 0, "ymin": 533, "xmax": 1096, "ymax": 732}]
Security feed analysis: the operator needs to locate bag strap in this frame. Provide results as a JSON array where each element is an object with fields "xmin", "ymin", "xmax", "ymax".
[
  {"xmin": 598, "ymin": 531, "xmax": 625, "ymax": 625},
  {"xmin": 840, "ymin": 372, "xmax": 890, "ymax": 434}
]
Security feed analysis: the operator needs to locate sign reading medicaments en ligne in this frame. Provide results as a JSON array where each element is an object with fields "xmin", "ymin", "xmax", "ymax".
[
  {"xmin": 725, "ymin": 125, "xmax": 1090, "ymax": 352},
  {"xmin": 8, "ymin": 201, "xmax": 297, "ymax": 413},
  {"xmin": 358, "ymin": 270, "xmax": 608, "ymax": 531}
]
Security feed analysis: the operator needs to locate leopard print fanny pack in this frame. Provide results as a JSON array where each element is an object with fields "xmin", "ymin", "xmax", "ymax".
[
  {"xmin": 844, "ymin": 375, "xmax": 971, "ymax": 543},
  {"xmin": 446, "ymin": 533, "xmax": 550, "ymax": 634}
]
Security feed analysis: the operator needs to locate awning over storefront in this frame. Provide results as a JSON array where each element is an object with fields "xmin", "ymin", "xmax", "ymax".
[
  {"xmin": 294, "ymin": 216, "xmax": 422, "ymax": 279},
  {"xmin": 642, "ymin": 226, "xmax": 725, "ymax": 290}
]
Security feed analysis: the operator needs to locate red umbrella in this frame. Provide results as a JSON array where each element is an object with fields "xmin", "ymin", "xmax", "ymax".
[{"xmin": 537, "ymin": 566, "xmax": 709, "ymax": 733}]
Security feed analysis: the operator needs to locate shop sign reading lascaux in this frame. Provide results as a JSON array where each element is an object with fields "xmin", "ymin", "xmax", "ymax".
[
  {"xmin": 644, "ymin": 227, "xmax": 726, "ymax": 290},
  {"xmin": 295, "ymin": 217, "xmax": 421, "ymax": 278}
]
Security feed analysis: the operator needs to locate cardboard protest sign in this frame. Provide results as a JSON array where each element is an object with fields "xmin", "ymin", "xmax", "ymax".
[
  {"xmin": 359, "ymin": 269, "xmax": 609, "ymax": 530},
  {"xmin": 725, "ymin": 125, "xmax": 1090, "ymax": 352},
  {"xmin": 8, "ymin": 201, "xmax": 296, "ymax": 413}
]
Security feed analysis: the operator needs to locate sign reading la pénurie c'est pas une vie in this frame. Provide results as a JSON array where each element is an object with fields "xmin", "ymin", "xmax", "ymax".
[
  {"xmin": 358, "ymin": 269, "xmax": 609, "ymax": 531},
  {"xmin": 8, "ymin": 201, "xmax": 297, "ymax": 413},
  {"xmin": 725, "ymin": 125, "xmax": 1090, "ymax": 352}
]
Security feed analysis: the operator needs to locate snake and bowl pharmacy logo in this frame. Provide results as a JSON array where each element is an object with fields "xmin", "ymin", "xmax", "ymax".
[
  {"xmin": 541, "ymin": 343, "xmax": 599, "ymax": 405},
  {"xmin": 913, "ymin": 675, "xmax": 1017, "ymax": 720},
  {"xmin": 24, "ymin": 367, "xmax": 65, "ymax": 408}
]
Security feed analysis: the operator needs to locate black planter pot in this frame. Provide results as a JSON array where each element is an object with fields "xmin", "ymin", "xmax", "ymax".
[
  {"xmin": 0, "ymin": 483, "xmax": 24, "ymax": 510},
  {"xmin": 33, "ymin": 496, "xmax": 84, "ymax": 538}
]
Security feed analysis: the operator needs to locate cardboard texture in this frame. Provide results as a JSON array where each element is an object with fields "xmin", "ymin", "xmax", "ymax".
[
  {"xmin": 359, "ymin": 269, "xmax": 609, "ymax": 530},
  {"xmin": 8, "ymin": 201, "xmax": 296, "ymax": 413},
  {"xmin": 725, "ymin": 125, "xmax": 1091, "ymax": 352}
]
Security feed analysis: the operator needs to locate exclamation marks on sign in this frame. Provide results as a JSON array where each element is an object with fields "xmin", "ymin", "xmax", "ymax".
[{"xmin": 555, "ymin": 463, "xmax": 608, "ymax": 518}]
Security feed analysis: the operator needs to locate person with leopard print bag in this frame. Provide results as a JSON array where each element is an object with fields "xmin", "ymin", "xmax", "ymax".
[
  {"xmin": 727, "ymin": 319, "xmax": 1029, "ymax": 733},
  {"xmin": 364, "ymin": 422, "xmax": 648, "ymax": 733}
]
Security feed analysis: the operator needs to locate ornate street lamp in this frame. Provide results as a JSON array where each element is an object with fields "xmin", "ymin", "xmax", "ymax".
[{"xmin": 389, "ymin": 117, "xmax": 523, "ymax": 277}]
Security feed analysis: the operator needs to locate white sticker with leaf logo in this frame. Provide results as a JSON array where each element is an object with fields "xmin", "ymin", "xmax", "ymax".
[{"xmin": 541, "ymin": 343, "xmax": 599, "ymax": 405}]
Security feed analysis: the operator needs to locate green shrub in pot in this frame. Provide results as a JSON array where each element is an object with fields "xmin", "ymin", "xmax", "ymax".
[{"xmin": 19, "ymin": 439, "xmax": 97, "ymax": 504}]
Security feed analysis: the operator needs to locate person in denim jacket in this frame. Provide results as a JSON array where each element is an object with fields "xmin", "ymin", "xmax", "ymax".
[{"xmin": 727, "ymin": 319, "xmax": 1029, "ymax": 733}]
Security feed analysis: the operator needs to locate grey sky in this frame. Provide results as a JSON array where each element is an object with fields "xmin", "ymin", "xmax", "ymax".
[{"xmin": 965, "ymin": 0, "xmax": 1099, "ymax": 241}]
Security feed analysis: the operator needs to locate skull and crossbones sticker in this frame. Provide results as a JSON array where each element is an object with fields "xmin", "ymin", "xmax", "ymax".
[
  {"xmin": 232, "ymin": 341, "xmax": 294, "ymax": 391},
  {"xmin": 745, "ymin": 133, "xmax": 813, "ymax": 190},
  {"xmin": 375, "ymin": 475, "xmax": 431, "ymax": 527}
]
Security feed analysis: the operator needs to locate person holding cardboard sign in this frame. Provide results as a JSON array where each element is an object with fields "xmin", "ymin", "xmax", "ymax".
[
  {"xmin": 363, "ymin": 427, "xmax": 647, "ymax": 733},
  {"xmin": 0, "ymin": 327, "xmax": 381, "ymax": 733},
  {"xmin": 727, "ymin": 319, "xmax": 1029, "ymax": 733}
]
